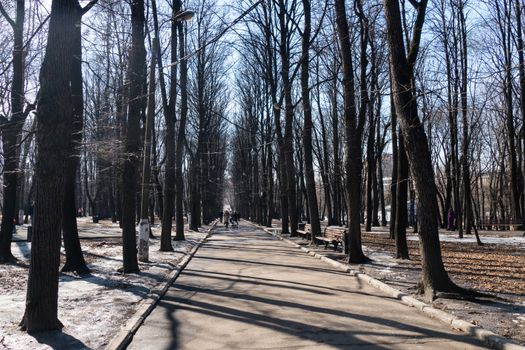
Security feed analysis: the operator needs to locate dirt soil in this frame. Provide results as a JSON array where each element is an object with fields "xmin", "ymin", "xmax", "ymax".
[
  {"xmin": 288, "ymin": 226, "xmax": 525, "ymax": 345},
  {"xmin": 0, "ymin": 218, "xmax": 211, "ymax": 350}
]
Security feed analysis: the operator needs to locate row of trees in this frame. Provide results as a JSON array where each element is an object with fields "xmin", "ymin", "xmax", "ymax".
[
  {"xmin": 0, "ymin": 0, "xmax": 522, "ymax": 333},
  {"xmin": 229, "ymin": 0, "xmax": 525, "ymax": 299},
  {"xmin": 0, "ymin": 0, "xmax": 230, "ymax": 331},
  {"xmin": 229, "ymin": 0, "xmax": 426, "ymax": 288}
]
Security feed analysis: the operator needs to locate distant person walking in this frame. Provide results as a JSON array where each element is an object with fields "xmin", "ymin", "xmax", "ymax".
[
  {"xmin": 231, "ymin": 211, "xmax": 239, "ymax": 227},
  {"xmin": 223, "ymin": 209, "xmax": 231, "ymax": 229},
  {"xmin": 447, "ymin": 208, "xmax": 455, "ymax": 231}
]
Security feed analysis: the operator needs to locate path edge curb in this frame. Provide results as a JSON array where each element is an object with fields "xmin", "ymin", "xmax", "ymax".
[
  {"xmin": 105, "ymin": 220, "xmax": 218, "ymax": 350},
  {"xmin": 257, "ymin": 224, "xmax": 525, "ymax": 350}
]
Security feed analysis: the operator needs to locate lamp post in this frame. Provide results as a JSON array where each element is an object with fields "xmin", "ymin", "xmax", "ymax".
[
  {"xmin": 138, "ymin": 7, "xmax": 194, "ymax": 261},
  {"xmin": 138, "ymin": 40, "xmax": 157, "ymax": 262},
  {"xmin": 175, "ymin": 10, "xmax": 192, "ymax": 238}
]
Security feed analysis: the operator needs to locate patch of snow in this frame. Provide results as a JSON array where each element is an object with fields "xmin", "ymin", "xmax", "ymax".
[
  {"xmin": 405, "ymin": 233, "xmax": 525, "ymax": 246},
  {"xmin": 0, "ymin": 222, "xmax": 208, "ymax": 350}
]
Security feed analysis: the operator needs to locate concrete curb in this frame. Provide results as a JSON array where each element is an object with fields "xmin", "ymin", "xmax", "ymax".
[
  {"xmin": 105, "ymin": 220, "xmax": 218, "ymax": 350},
  {"xmin": 258, "ymin": 224, "xmax": 525, "ymax": 350}
]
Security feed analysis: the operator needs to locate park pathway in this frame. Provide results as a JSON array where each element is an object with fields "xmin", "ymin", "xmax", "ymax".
[{"xmin": 127, "ymin": 222, "xmax": 487, "ymax": 350}]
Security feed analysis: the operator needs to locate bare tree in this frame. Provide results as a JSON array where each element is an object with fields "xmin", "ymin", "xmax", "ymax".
[
  {"xmin": 0, "ymin": 0, "xmax": 30, "ymax": 263},
  {"xmin": 383, "ymin": 0, "xmax": 466, "ymax": 298},
  {"xmin": 301, "ymin": 0, "xmax": 321, "ymax": 242},
  {"xmin": 334, "ymin": 0, "xmax": 367, "ymax": 262}
]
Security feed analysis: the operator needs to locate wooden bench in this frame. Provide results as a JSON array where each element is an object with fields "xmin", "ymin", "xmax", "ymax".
[
  {"xmin": 315, "ymin": 226, "xmax": 346, "ymax": 251},
  {"xmin": 297, "ymin": 223, "xmax": 327, "ymax": 240},
  {"xmin": 266, "ymin": 227, "xmax": 282, "ymax": 235},
  {"xmin": 297, "ymin": 223, "xmax": 311, "ymax": 240},
  {"xmin": 478, "ymin": 221, "xmax": 522, "ymax": 231}
]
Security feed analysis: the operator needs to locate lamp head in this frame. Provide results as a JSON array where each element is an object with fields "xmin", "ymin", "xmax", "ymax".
[{"xmin": 173, "ymin": 10, "xmax": 195, "ymax": 22}]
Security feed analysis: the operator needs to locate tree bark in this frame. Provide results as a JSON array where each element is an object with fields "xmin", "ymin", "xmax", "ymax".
[
  {"xmin": 121, "ymin": 0, "xmax": 146, "ymax": 273},
  {"xmin": 175, "ymin": 19, "xmax": 188, "ymax": 240},
  {"xmin": 365, "ymin": 95, "xmax": 376, "ymax": 232},
  {"xmin": 20, "ymin": 0, "xmax": 77, "ymax": 332},
  {"xmin": 331, "ymin": 72, "xmax": 342, "ymax": 226},
  {"xmin": 395, "ymin": 133, "xmax": 409, "ymax": 259},
  {"xmin": 62, "ymin": 4, "xmax": 92, "ymax": 274},
  {"xmin": 150, "ymin": 0, "xmax": 175, "ymax": 250},
  {"xmin": 389, "ymin": 91, "xmax": 398, "ymax": 239}
]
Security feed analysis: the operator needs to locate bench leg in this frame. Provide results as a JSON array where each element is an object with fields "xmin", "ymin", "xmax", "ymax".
[
  {"xmin": 333, "ymin": 242, "xmax": 339, "ymax": 251},
  {"xmin": 324, "ymin": 241, "xmax": 329, "ymax": 250}
]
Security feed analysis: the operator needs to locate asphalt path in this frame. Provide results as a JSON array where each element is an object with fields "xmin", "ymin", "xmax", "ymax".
[{"xmin": 127, "ymin": 222, "xmax": 487, "ymax": 350}]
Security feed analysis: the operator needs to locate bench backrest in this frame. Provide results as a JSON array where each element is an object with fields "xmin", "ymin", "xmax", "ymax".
[
  {"xmin": 323, "ymin": 226, "xmax": 346, "ymax": 239},
  {"xmin": 304, "ymin": 223, "xmax": 327, "ymax": 235}
]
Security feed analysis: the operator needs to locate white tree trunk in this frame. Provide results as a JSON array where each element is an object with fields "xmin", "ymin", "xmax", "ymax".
[{"xmin": 138, "ymin": 219, "xmax": 149, "ymax": 262}]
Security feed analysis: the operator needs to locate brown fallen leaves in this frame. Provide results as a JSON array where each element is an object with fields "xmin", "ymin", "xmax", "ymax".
[{"xmin": 361, "ymin": 231, "xmax": 525, "ymax": 299}]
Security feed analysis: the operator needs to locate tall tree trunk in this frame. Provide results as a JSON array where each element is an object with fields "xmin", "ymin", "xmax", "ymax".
[
  {"xmin": 189, "ymin": 161, "xmax": 201, "ymax": 231},
  {"xmin": 516, "ymin": 0, "xmax": 525, "ymax": 222},
  {"xmin": 121, "ymin": 0, "xmax": 146, "ymax": 273},
  {"xmin": 273, "ymin": 104, "xmax": 289, "ymax": 232},
  {"xmin": 152, "ymin": 0, "xmax": 175, "ymax": 249},
  {"xmin": 175, "ymin": 20, "xmax": 188, "ymax": 240},
  {"xmin": 444, "ymin": 159, "xmax": 452, "ymax": 228},
  {"xmin": 317, "ymin": 84, "xmax": 333, "ymax": 226},
  {"xmin": 335, "ymin": 0, "xmax": 367, "ymax": 262},
  {"xmin": 0, "ymin": 0, "xmax": 26, "ymax": 263},
  {"xmin": 384, "ymin": 0, "xmax": 462, "ymax": 299},
  {"xmin": 266, "ymin": 140, "xmax": 274, "ymax": 227},
  {"xmin": 390, "ymin": 92, "xmax": 398, "ymax": 239},
  {"xmin": 278, "ymin": 0, "xmax": 298, "ymax": 236},
  {"xmin": 331, "ymin": 73, "xmax": 342, "ymax": 226},
  {"xmin": 301, "ymin": 0, "xmax": 321, "ymax": 243},
  {"xmin": 62, "ymin": 4, "xmax": 92, "ymax": 274},
  {"xmin": 459, "ymin": 0, "xmax": 474, "ymax": 238},
  {"xmin": 20, "ymin": 0, "xmax": 77, "ymax": 332},
  {"xmin": 496, "ymin": 1, "xmax": 522, "ymax": 222},
  {"xmin": 395, "ymin": 133, "xmax": 409, "ymax": 259},
  {"xmin": 365, "ymin": 98, "xmax": 376, "ymax": 232},
  {"xmin": 377, "ymin": 113, "xmax": 387, "ymax": 227}
]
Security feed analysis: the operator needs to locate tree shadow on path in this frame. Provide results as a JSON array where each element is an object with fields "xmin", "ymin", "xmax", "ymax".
[{"xmin": 157, "ymin": 280, "xmax": 485, "ymax": 350}]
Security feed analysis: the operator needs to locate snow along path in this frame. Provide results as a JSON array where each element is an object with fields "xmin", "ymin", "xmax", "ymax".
[{"xmin": 0, "ymin": 223, "xmax": 211, "ymax": 350}]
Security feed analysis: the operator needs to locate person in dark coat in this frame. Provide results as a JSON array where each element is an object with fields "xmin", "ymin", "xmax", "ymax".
[
  {"xmin": 223, "ymin": 209, "xmax": 230, "ymax": 228},
  {"xmin": 447, "ymin": 208, "xmax": 455, "ymax": 231}
]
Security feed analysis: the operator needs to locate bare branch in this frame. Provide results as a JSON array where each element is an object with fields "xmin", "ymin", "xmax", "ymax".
[
  {"xmin": 406, "ymin": 0, "xmax": 428, "ymax": 70},
  {"xmin": 0, "ymin": 3, "xmax": 16, "ymax": 29},
  {"xmin": 407, "ymin": 0, "xmax": 421, "ymax": 8},
  {"xmin": 80, "ymin": 0, "xmax": 99, "ymax": 17}
]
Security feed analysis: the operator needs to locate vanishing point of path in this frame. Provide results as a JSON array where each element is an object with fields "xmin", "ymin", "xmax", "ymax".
[{"xmin": 128, "ymin": 222, "xmax": 488, "ymax": 350}]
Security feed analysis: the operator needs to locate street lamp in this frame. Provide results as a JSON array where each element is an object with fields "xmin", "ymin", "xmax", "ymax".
[
  {"xmin": 173, "ymin": 9, "xmax": 195, "ymax": 22},
  {"xmin": 138, "ymin": 8, "xmax": 195, "ymax": 261}
]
